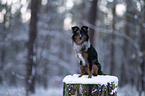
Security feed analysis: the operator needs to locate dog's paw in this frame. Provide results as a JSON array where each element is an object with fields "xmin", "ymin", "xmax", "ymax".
[
  {"xmin": 88, "ymin": 75, "xmax": 92, "ymax": 78},
  {"xmin": 78, "ymin": 74, "xmax": 83, "ymax": 77}
]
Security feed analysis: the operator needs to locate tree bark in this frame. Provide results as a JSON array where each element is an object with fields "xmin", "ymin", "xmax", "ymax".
[
  {"xmin": 88, "ymin": 0, "xmax": 98, "ymax": 44},
  {"xmin": 26, "ymin": 0, "xmax": 38, "ymax": 95},
  {"xmin": 63, "ymin": 83, "xmax": 117, "ymax": 96}
]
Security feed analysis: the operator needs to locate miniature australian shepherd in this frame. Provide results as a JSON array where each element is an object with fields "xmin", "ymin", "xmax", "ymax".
[{"xmin": 72, "ymin": 26, "xmax": 103, "ymax": 78}]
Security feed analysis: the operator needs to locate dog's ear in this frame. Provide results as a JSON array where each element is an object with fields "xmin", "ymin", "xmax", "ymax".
[
  {"xmin": 81, "ymin": 26, "xmax": 88, "ymax": 32},
  {"xmin": 72, "ymin": 26, "xmax": 79, "ymax": 32}
]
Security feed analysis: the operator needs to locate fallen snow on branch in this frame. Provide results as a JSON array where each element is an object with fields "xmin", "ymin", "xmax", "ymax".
[{"xmin": 63, "ymin": 74, "xmax": 118, "ymax": 86}]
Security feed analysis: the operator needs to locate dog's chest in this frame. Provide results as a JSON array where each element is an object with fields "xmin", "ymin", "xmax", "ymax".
[
  {"xmin": 77, "ymin": 53, "xmax": 88, "ymax": 66},
  {"xmin": 73, "ymin": 41, "xmax": 90, "ymax": 53},
  {"xmin": 75, "ymin": 45, "xmax": 86, "ymax": 53},
  {"xmin": 74, "ymin": 42, "xmax": 90, "ymax": 66}
]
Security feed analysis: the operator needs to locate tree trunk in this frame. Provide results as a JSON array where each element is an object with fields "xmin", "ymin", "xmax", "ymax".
[
  {"xmin": 0, "ymin": 46, "xmax": 5, "ymax": 84},
  {"xmin": 63, "ymin": 83, "xmax": 117, "ymax": 96},
  {"xmin": 88, "ymin": 0, "xmax": 98, "ymax": 44},
  {"xmin": 124, "ymin": 0, "xmax": 132, "ymax": 62},
  {"xmin": 139, "ymin": 2, "xmax": 145, "ymax": 94},
  {"xmin": 26, "ymin": 0, "xmax": 38, "ymax": 95},
  {"xmin": 120, "ymin": 0, "xmax": 132, "ymax": 87},
  {"xmin": 0, "ymin": 7, "xmax": 8, "ymax": 84},
  {"xmin": 63, "ymin": 74, "xmax": 118, "ymax": 96},
  {"xmin": 43, "ymin": 62, "xmax": 48, "ymax": 89},
  {"xmin": 110, "ymin": 1, "xmax": 116, "ymax": 75}
]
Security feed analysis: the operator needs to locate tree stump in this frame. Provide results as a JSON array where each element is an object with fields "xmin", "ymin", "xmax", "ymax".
[{"xmin": 63, "ymin": 74, "xmax": 118, "ymax": 96}]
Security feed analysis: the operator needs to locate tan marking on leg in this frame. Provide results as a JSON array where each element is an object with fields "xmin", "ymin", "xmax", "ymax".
[
  {"xmin": 88, "ymin": 64, "xmax": 92, "ymax": 78},
  {"xmin": 79, "ymin": 64, "xmax": 86, "ymax": 77},
  {"xmin": 93, "ymin": 64, "xmax": 98, "ymax": 76}
]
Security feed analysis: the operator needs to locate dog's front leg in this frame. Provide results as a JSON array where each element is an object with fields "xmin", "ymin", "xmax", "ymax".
[
  {"xmin": 79, "ymin": 62, "xmax": 86, "ymax": 77},
  {"xmin": 88, "ymin": 63, "xmax": 92, "ymax": 78}
]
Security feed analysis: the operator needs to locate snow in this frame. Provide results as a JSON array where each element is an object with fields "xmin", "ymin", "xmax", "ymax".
[
  {"xmin": 117, "ymin": 85, "xmax": 145, "ymax": 96},
  {"xmin": 0, "ymin": 85, "xmax": 25, "ymax": 96},
  {"xmin": 31, "ymin": 88, "xmax": 62, "ymax": 96},
  {"xmin": 63, "ymin": 74, "xmax": 118, "ymax": 86},
  {"xmin": 0, "ymin": 84, "xmax": 62, "ymax": 96},
  {"xmin": 0, "ymin": 84, "xmax": 144, "ymax": 96}
]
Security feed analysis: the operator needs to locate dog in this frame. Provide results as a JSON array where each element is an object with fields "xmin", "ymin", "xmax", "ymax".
[{"xmin": 72, "ymin": 26, "xmax": 103, "ymax": 78}]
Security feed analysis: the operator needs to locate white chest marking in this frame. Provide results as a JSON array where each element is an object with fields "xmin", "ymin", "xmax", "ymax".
[
  {"xmin": 73, "ymin": 41, "xmax": 90, "ymax": 53},
  {"xmin": 73, "ymin": 40, "xmax": 90, "ymax": 66},
  {"xmin": 78, "ymin": 53, "xmax": 86, "ymax": 66}
]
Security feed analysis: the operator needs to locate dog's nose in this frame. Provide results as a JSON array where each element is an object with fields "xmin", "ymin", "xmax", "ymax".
[{"xmin": 79, "ymin": 37, "xmax": 82, "ymax": 40}]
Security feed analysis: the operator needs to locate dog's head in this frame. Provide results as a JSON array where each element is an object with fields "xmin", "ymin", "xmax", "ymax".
[{"xmin": 72, "ymin": 26, "xmax": 89, "ymax": 45}]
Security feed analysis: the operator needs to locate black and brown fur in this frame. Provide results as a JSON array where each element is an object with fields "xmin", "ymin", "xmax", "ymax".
[{"xmin": 72, "ymin": 26, "xmax": 103, "ymax": 78}]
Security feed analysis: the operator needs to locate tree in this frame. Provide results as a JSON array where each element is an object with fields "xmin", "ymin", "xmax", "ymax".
[
  {"xmin": 88, "ymin": 0, "xmax": 98, "ymax": 44},
  {"xmin": 139, "ymin": 1, "xmax": 145, "ymax": 94},
  {"xmin": 120, "ymin": 0, "xmax": 133, "ymax": 87},
  {"xmin": 0, "ymin": 3, "xmax": 9, "ymax": 84},
  {"xmin": 26, "ymin": 0, "xmax": 38, "ymax": 95},
  {"xmin": 110, "ymin": 0, "xmax": 117, "ymax": 75}
]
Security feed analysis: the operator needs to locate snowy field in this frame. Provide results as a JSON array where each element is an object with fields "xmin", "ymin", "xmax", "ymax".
[{"xmin": 0, "ymin": 84, "xmax": 144, "ymax": 96}]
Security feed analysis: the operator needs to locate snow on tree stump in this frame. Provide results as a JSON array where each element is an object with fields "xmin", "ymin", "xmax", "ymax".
[{"xmin": 63, "ymin": 74, "xmax": 118, "ymax": 96}]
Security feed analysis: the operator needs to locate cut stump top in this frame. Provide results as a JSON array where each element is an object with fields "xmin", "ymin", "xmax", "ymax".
[{"xmin": 63, "ymin": 74, "xmax": 118, "ymax": 86}]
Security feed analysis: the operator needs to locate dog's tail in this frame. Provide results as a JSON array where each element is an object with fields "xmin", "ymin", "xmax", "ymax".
[{"xmin": 95, "ymin": 62, "xmax": 107, "ymax": 75}]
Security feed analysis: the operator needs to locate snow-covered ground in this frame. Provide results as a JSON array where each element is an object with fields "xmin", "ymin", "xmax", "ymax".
[
  {"xmin": 0, "ymin": 85, "xmax": 62, "ymax": 96},
  {"xmin": 0, "ymin": 84, "xmax": 144, "ymax": 96},
  {"xmin": 118, "ymin": 85, "xmax": 138, "ymax": 96}
]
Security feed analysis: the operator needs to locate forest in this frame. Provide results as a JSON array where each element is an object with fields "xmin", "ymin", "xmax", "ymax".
[{"xmin": 0, "ymin": 0, "xmax": 145, "ymax": 96}]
